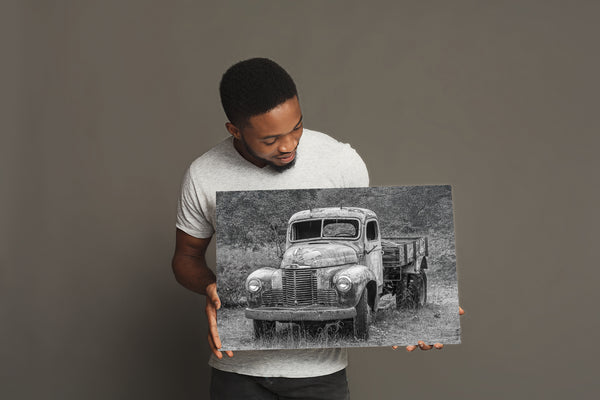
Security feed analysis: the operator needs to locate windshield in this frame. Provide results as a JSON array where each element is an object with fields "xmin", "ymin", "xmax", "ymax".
[{"xmin": 290, "ymin": 218, "xmax": 360, "ymax": 241}]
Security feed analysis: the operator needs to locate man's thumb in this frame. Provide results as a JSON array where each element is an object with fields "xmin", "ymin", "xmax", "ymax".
[{"xmin": 209, "ymin": 292, "xmax": 221, "ymax": 309}]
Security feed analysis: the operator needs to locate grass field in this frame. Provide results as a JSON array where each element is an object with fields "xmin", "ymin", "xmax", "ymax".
[{"xmin": 218, "ymin": 272, "xmax": 460, "ymax": 351}]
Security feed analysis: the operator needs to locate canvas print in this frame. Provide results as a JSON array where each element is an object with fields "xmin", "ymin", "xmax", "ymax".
[{"xmin": 216, "ymin": 186, "xmax": 460, "ymax": 350}]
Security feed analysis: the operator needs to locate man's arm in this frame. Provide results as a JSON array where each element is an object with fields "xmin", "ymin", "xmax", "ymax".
[{"xmin": 171, "ymin": 228, "xmax": 233, "ymax": 359}]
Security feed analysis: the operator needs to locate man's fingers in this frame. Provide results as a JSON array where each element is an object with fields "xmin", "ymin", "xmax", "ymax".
[
  {"xmin": 206, "ymin": 283, "xmax": 221, "ymax": 310},
  {"xmin": 418, "ymin": 340, "xmax": 433, "ymax": 350},
  {"xmin": 209, "ymin": 322, "xmax": 222, "ymax": 349},
  {"xmin": 406, "ymin": 341, "xmax": 443, "ymax": 351},
  {"xmin": 206, "ymin": 307, "xmax": 218, "ymax": 330},
  {"xmin": 207, "ymin": 313, "xmax": 222, "ymax": 349},
  {"xmin": 207, "ymin": 330, "xmax": 233, "ymax": 359},
  {"xmin": 204, "ymin": 284, "xmax": 231, "ymax": 357},
  {"xmin": 211, "ymin": 330, "xmax": 222, "ymax": 350},
  {"xmin": 210, "ymin": 294, "xmax": 221, "ymax": 310},
  {"xmin": 205, "ymin": 303, "xmax": 223, "ymax": 350},
  {"xmin": 207, "ymin": 333, "xmax": 223, "ymax": 359},
  {"xmin": 392, "ymin": 346, "xmax": 399, "ymax": 350},
  {"xmin": 459, "ymin": 306, "xmax": 465, "ymax": 315}
]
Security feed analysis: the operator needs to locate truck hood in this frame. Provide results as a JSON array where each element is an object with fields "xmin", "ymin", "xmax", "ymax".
[{"xmin": 281, "ymin": 243, "xmax": 358, "ymax": 269}]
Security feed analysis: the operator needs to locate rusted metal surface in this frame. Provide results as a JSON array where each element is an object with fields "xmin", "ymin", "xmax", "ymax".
[
  {"xmin": 289, "ymin": 207, "xmax": 377, "ymax": 223},
  {"xmin": 381, "ymin": 237, "xmax": 428, "ymax": 268},
  {"xmin": 281, "ymin": 243, "xmax": 359, "ymax": 269}
]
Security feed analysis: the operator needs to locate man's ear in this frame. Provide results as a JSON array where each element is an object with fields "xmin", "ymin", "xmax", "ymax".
[{"xmin": 225, "ymin": 122, "xmax": 241, "ymax": 140}]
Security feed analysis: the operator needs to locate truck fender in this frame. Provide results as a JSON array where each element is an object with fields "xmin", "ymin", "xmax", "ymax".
[
  {"xmin": 333, "ymin": 265, "xmax": 377, "ymax": 307},
  {"xmin": 246, "ymin": 267, "xmax": 277, "ymax": 292}
]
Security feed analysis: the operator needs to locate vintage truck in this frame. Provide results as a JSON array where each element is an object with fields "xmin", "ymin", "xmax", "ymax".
[{"xmin": 244, "ymin": 207, "xmax": 428, "ymax": 339}]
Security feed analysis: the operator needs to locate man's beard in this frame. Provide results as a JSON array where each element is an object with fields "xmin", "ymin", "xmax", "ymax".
[{"xmin": 240, "ymin": 136, "xmax": 297, "ymax": 173}]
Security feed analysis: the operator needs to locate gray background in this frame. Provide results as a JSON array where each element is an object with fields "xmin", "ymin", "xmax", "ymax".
[{"xmin": 2, "ymin": 1, "xmax": 598, "ymax": 399}]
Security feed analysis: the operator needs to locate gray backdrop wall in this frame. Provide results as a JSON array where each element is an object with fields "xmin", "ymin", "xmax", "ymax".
[{"xmin": 2, "ymin": 1, "xmax": 599, "ymax": 399}]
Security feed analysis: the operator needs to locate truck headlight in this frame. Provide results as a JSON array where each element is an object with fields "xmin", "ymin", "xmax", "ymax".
[
  {"xmin": 335, "ymin": 276, "xmax": 352, "ymax": 293},
  {"xmin": 247, "ymin": 278, "xmax": 262, "ymax": 293}
]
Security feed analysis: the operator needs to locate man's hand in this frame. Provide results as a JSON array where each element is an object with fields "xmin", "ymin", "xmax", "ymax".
[
  {"xmin": 172, "ymin": 230, "xmax": 234, "ymax": 359},
  {"xmin": 393, "ymin": 307, "xmax": 465, "ymax": 352},
  {"xmin": 205, "ymin": 283, "xmax": 234, "ymax": 359}
]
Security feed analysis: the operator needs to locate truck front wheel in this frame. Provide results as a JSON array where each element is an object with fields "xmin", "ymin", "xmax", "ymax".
[
  {"xmin": 353, "ymin": 289, "xmax": 370, "ymax": 340},
  {"xmin": 253, "ymin": 320, "xmax": 276, "ymax": 339}
]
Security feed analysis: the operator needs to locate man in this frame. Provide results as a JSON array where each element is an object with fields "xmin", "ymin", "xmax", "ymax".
[{"xmin": 172, "ymin": 58, "xmax": 461, "ymax": 399}]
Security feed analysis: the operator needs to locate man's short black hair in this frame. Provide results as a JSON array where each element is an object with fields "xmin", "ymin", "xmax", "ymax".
[{"xmin": 219, "ymin": 58, "xmax": 298, "ymax": 128}]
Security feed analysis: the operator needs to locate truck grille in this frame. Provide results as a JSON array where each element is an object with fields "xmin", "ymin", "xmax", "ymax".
[
  {"xmin": 261, "ymin": 290, "xmax": 283, "ymax": 305},
  {"xmin": 261, "ymin": 288, "xmax": 338, "ymax": 306},
  {"xmin": 283, "ymin": 269, "xmax": 317, "ymax": 306},
  {"xmin": 317, "ymin": 289, "xmax": 338, "ymax": 305}
]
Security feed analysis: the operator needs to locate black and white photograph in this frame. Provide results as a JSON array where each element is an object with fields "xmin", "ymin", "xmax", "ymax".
[{"xmin": 216, "ymin": 185, "xmax": 460, "ymax": 350}]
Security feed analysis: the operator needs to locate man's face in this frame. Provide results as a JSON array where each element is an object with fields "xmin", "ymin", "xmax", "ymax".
[{"xmin": 228, "ymin": 96, "xmax": 303, "ymax": 172}]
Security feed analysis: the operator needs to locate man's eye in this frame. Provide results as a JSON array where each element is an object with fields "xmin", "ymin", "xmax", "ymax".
[{"xmin": 264, "ymin": 139, "xmax": 277, "ymax": 145}]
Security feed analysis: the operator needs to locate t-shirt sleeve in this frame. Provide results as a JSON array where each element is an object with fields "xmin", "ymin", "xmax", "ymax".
[
  {"xmin": 176, "ymin": 167, "xmax": 215, "ymax": 238},
  {"xmin": 342, "ymin": 145, "xmax": 370, "ymax": 188}
]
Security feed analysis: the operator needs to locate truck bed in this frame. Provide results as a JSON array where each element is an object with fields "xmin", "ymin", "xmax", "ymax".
[{"xmin": 381, "ymin": 237, "xmax": 428, "ymax": 268}]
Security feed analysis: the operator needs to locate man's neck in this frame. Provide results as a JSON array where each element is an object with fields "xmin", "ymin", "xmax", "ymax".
[{"xmin": 232, "ymin": 138, "xmax": 267, "ymax": 168}]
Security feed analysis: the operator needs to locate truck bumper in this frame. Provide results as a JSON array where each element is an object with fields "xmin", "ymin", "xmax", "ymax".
[{"xmin": 245, "ymin": 306, "xmax": 356, "ymax": 322}]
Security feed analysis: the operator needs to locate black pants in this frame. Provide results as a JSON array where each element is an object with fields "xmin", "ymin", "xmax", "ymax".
[{"xmin": 209, "ymin": 367, "xmax": 350, "ymax": 400}]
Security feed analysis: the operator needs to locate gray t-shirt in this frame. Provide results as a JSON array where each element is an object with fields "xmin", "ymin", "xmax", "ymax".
[{"xmin": 176, "ymin": 128, "xmax": 369, "ymax": 378}]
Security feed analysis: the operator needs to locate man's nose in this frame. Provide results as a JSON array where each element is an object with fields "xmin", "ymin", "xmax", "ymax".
[{"xmin": 278, "ymin": 133, "xmax": 297, "ymax": 153}]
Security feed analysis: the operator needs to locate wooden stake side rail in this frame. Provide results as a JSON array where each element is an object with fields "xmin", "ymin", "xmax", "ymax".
[{"xmin": 381, "ymin": 237, "xmax": 428, "ymax": 268}]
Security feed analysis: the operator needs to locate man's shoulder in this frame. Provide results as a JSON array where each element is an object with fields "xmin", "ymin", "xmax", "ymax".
[
  {"xmin": 187, "ymin": 136, "xmax": 235, "ymax": 174},
  {"xmin": 302, "ymin": 128, "xmax": 348, "ymax": 146},
  {"xmin": 300, "ymin": 128, "xmax": 369, "ymax": 187},
  {"xmin": 302, "ymin": 128, "xmax": 365, "ymax": 162}
]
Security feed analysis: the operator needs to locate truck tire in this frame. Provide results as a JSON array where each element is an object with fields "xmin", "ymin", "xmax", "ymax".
[
  {"xmin": 396, "ymin": 270, "xmax": 427, "ymax": 309},
  {"xmin": 353, "ymin": 289, "xmax": 370, "ymax": 340},
  {"xmin": 253, "ymin": 320, "xmax": 276, "ymax": 339}
]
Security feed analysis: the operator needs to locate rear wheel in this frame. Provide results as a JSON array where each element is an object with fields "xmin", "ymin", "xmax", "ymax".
[
  {"xmin": 396, "ymin": 270, "xmax": 427, "ymax": 309},
  {"xmin": 253, "ymin": 320, "xmax": 276, "ymax": 339},
  {"xmin": 353, "ymin": 289, "xmax": 371, "ymax": 339}
]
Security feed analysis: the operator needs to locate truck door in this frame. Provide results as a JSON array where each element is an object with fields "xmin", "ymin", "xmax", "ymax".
[{"xmin": 365, "ymin": 219, "xmax": 383, "ymax": 289}]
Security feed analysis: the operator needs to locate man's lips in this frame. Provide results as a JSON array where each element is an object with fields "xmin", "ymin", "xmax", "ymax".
[{"xmin": 277, "ymin": 151, "xmax": 296, "ymax": 163}]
